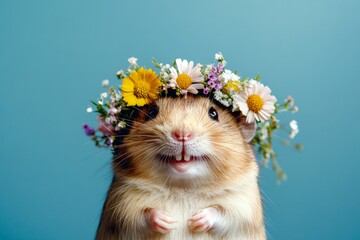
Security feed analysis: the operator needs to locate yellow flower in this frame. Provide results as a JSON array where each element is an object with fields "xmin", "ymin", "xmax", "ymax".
[
  {"xmin": 222, "ymin": 80, "xmax": 242, "ymax": 94},
  {"xmin": 121, "ymin": 68, "xmax": 162, "ymax": 107}
]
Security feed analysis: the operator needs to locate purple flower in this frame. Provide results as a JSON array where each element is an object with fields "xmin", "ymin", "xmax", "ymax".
[
  {"xmin": 208, "ymin": 80, "xmax": 216, "ymax": 88},
  {"xmin": 97, "ymin": 116, "xmax": 116, "ymax": 137},
  {"xmin": 208, "ymin": 72, "xmax": 218, "ymax": 81},
  {"xmin": 217, "ymin": 64, "xmax": 223, "ymax": 74},
  {"xmin": 214, "ymin": 83, "xmax": 223, "ymax": 90},
  {"xmin": 83, "ymin": 124, "xmax": 95, "ymax": 136},
  {"xmin": 203, "ymin": 87, "xmax": 210, "ymax": 95},
  {"xmin": 211, "ymin": 64, "xmax": 223, "ymax": 74}
]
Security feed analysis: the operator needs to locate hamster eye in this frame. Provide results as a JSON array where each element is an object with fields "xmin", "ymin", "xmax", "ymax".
[
  {"xmin": 147, "ymin": 106, "xmax": 159, "ymax": 120},
  {"xmin": 208, "ymin": 107, "xmax": 218, "ymax": 121}
]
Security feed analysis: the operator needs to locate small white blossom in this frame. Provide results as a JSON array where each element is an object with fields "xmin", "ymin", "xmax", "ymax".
[
  {"xmin": 287, "ymin": 96, "xmax": 294, "ymax": 106},
  {"xmin": 204, "ymin": 64, "xmax": 213, "ymax": 75},
  {"xmin": 231, "ymin": 94, "xmax": 242, "ymax": 111},
  {"xmin": 214, "ymin": 52, "xmax": 227, "ymax": 66},
  {"xmin": 260, "ymin": 122, "xmax": 270, "ymax": 140},
  {"xmin": 100, "ymin": 92, "xmax": 108, "ymax": 99},
  {"xmin": 160, "ymin": 64, "xmax": 170, "ymax": 72},
  {"xmin": 110, "ymin": 115, "xmax": 117, "ymax": 123},
  {"xmin": 160, "ymin": 64, "xmax": 171, "ymax": 80},
  {"xmin": 116, "ymin": 70, "xmax": 125, "ymax": 78},
  {"xmin": 219, "ymin": 99, "xmax": 231, "ymax": 107},
  {"xmin": 260, "ymin": 128, "xmax": 268, "ymax": 140},
  {"xmin": 110, "ymin": 92, "xmax": 121, "ymax": 102},
  {"xmin": 219, "ymin": 70, "xmax": 240, "ymax": 83},
  {"xmin": 248, "ymin": 79, "xmax": 258, "ymax": 85},
  {"xmin": 107, "ymin": 86, "xmax": 114, "ymax": 94},
  {"xmin": 127, "ymin": 68, "xmax": 133, "ymax": 74},
  {"xmin": 108, "ymin": 106, "xmax": 118, "ymax": 115},
  {"xmin": 215, "ymin": 52, "xmax": 224, "ymax": 61},
  {"xmin": 117, "ymin": 121, "xmax": 126, "ymax": 129},
  {"xmin": 98, "ymin": 99, "xmax": 104, "ymax": 105},
  {"xmin": 214, "ymin": 90, "xmax": 231, "ymax": 107},
  {"xmin": 289, "ymin": 120, "xmax": 299, "ymax": 139},
  {"xmin": 102, "ymin": 79, "xmax": 109, "ymax": 87},
  {"xmin": 86, "ymin": 106, "xmax": 93, "ymax": 113},
  {"xmin": 128, "ymin": 57, "xmax": 138, "ymax": 66},
  {"xmin": 161, "ymin": 73, "xmax": 170, "ymax": 81},
  {"xmin": 115, "ymin": 121, "xmax": 125, "ymax": 131},
  {"xmin": 166, "ymin": 82, "xmax": 176, "ymax": 89}
]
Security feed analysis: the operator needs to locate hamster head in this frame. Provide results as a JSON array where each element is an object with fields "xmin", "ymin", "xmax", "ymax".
[{"xmin": 114, "ymin": 96, "xmax": 258, "ymax": 187}]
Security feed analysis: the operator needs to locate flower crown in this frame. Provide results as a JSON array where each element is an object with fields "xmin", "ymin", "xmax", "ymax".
[{"xmin": 83, "ymin": 53, "xmax": 302, "ymax": 181}]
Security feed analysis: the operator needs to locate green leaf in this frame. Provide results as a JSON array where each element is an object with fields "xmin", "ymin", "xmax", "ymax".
[
  {"xmin": 152, "ymin": 58, "xmax": 162, "ymax": 69},
  {"xmin": 254, "ymin": 74, "xmax": 262, "ymax": 81},
  {"xmin": 91, "ymin": 101, "xmax": 107, "ymax": 116}
]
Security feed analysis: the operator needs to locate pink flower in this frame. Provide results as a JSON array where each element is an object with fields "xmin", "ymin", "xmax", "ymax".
[{"xmin": 97, "ymin": 116, "xmax": 116, "ymax": 137}]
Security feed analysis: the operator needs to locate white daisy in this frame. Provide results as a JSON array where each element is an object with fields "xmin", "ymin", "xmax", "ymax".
[
  {"xmin": 235, "ymin": 82, "xmax": 277, "ymax": 123},
  {"xmin": 169, "ymin": 59, "xmax": 204, "ymax": 95}
]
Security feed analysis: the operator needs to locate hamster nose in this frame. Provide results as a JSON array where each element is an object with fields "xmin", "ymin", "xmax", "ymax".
[{"xmin": 172, "ymin": 130, "xmax": 193, "ymax": 142}]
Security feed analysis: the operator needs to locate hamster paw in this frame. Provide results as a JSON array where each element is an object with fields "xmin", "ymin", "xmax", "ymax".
[
  {"xmin": 188, "ymin": 207, "xmax": 221, "ymax": 233},
  {"xmin": 145, "ymin": 208, "xmax": 177, "ymax": 234}
]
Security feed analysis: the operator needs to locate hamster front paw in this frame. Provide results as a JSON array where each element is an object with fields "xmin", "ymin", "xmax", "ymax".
[
  {"xmin": 145, "ymin": 208, "xmax": 177, "ymax": 234},
  {"xmin": 188, "ymin": 207, "xmax": 223, "ymax": 233}
]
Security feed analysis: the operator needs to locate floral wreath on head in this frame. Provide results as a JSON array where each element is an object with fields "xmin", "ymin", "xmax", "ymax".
[{"xmin": 83, "ymin": 53, "xmax": 302, "ymax": 181}]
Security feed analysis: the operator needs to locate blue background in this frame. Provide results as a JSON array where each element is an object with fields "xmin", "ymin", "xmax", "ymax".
[{"xmin": 1, "ymin": 0, "xmax": 359, "ymax": 239}]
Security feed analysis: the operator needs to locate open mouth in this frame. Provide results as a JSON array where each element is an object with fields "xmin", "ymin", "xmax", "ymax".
[{"xmin": 158, "ymin": 154, "xmax": 207, "ymax": 173}]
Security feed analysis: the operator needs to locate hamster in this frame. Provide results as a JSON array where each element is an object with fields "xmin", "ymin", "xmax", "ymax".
[{"xmin": 96, "ymin": 96, "xmax": 266, "ymax": 240}]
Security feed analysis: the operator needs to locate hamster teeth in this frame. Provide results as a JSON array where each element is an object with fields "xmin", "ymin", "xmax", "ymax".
[
  {"xmin": 184, "ymin": 153, "xmax": 190, "ymax": 161},
  {"xmin": 175, "ymin": 153, "xmax": 182, "ymax": 161}
]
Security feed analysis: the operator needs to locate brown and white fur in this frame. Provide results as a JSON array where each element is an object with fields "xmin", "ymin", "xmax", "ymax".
[{"xmin": 96, "ymin": 96, "xmax": 266, "ymax": 239}]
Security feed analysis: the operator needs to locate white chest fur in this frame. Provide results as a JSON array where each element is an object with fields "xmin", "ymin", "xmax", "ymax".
[{"xmin": 118, "ymin": 178, "xmax": 260, "ymax": 240}]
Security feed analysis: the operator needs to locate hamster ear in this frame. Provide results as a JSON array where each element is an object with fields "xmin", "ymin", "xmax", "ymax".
[{"xmin": 239, "ymin": 116, "xmax": 256, "ymax": 143}]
